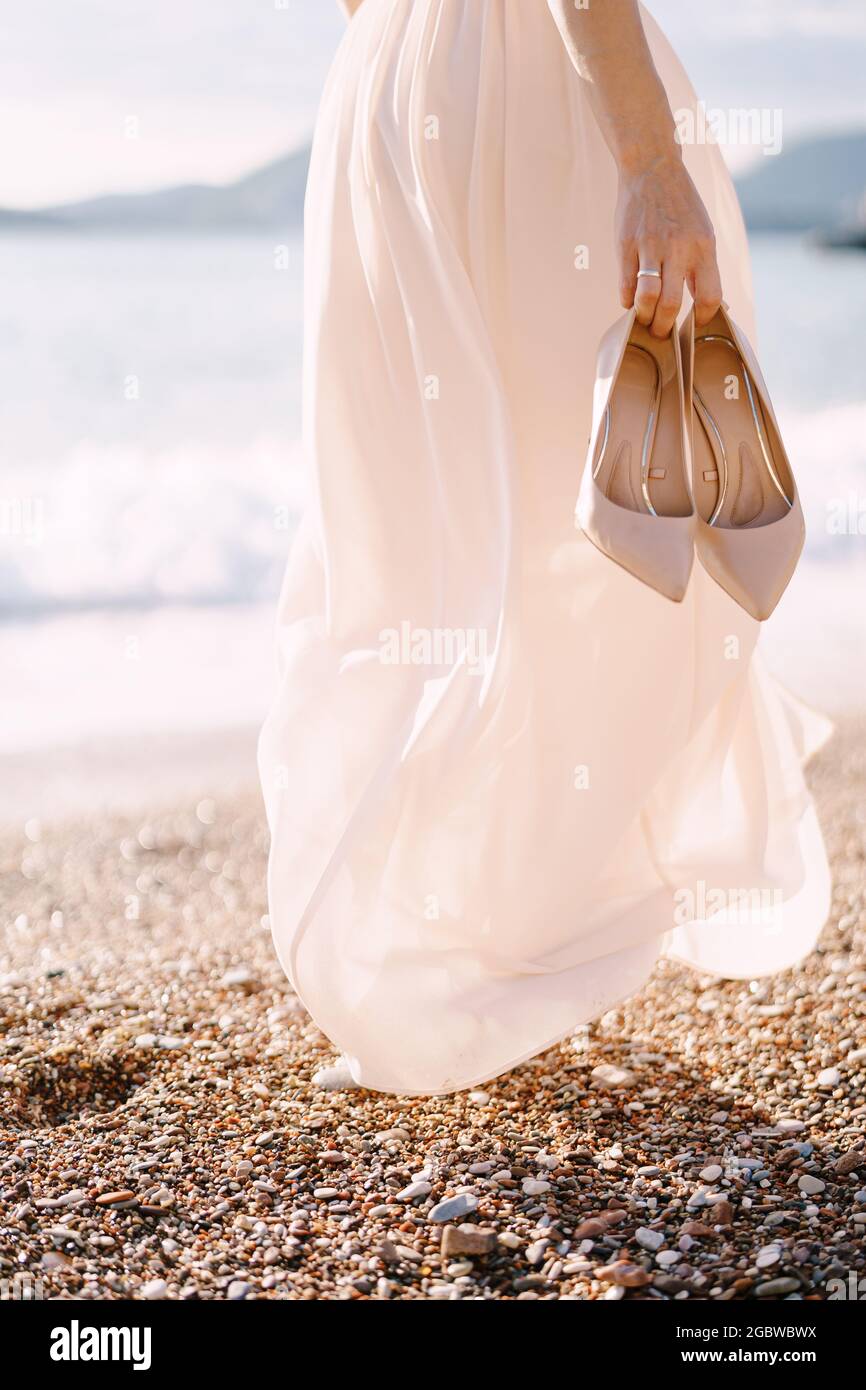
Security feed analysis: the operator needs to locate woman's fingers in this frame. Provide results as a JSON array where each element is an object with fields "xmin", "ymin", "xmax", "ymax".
[
  {"xmin": 619, "ymin": 243, "xmax": 639, "ymax": 309},
  {"xmin": 650, "ymin": 262, "xmax": 684, "ymax": 338},
  {"xmin": 692, "ymin": 254, "xmax": 723, "ymax": 326},
  {"xmin": 620, "ymin": 240, "xmax": 722, "ymax": 333},
  {"xmin": 633, "ymin": 255, "xmax": 662, "ymax": 326}
]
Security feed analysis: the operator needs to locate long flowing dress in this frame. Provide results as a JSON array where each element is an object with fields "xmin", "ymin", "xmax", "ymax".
[{"xmin": 259, "ymin": 0, "xmax": 831, "ymax": 1094}]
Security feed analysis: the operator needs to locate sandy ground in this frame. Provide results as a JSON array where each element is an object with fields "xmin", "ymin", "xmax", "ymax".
[{"xmin": 0, "ymin": 719, "xmax": 864, "ymax": 1301}]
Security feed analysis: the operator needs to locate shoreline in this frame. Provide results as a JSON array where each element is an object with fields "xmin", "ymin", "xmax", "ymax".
[
  {"xmin": 3, "ymin": 550, "xmax": 865, "ymax": 827},
  {"xmin": 1, "ymin": 723, "xmax": 262, "ymax": 826}
]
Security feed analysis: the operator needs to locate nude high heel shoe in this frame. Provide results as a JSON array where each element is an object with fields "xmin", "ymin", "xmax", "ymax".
[
  {"xmin": 680, "ymin": 302, "xmax": 805, "ymax": 621},
  {"xmin": 575, "ymin": 308, "xmax": 695, "ymax": 602}
]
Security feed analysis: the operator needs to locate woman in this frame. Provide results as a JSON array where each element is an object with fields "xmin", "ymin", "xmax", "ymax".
[{"xmin": 259, "ymin": 0, "xmax": 830, "ymax": 1094}]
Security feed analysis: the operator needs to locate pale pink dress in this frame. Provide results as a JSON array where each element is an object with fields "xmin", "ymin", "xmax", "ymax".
[{"xmin": 259, "ymin": 0, "xmax": 831, "ymax": 1094}]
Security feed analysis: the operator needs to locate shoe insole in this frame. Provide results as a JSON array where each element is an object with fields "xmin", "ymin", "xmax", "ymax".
[
  {"xmin": 692, "ymin": 336, "xmax": 791, "ymax": 530},
  {"xmin": 593, "ymin": 329, "xmax": 690, "ymax": 518}
]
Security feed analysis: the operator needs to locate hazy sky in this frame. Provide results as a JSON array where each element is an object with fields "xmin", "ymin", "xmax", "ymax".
[{"xmin": 3, "ymin": 0, "xmax": 866, "ymax": 207}]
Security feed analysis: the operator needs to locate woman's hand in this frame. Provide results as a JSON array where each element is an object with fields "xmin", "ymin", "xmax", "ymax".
[
  {"xmin": 546, "ymin": 0, "xmax": 724, "ymax": 338},
  {"xmin": 616, "ymin": 151, "xmax": 723, "ymax": 338}
]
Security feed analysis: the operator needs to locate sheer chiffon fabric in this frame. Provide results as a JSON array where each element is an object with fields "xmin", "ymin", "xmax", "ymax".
[{"xmin": 259, "ymin": 0, "xmax": 831, "ymax": 1094}]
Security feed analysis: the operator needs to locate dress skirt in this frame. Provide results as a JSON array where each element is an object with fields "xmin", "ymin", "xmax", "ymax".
[{"xmin": 258, "ymin": 0, "xmax": 831, "ymax": 1094}]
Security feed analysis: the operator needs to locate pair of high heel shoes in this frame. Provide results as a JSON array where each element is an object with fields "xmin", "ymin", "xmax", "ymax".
[{"xmin": 575, "ymin": 302, "xmax": 804, "ymax": 618}]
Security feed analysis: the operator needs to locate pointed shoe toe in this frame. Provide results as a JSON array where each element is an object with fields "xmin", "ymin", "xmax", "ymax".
[
  {"xmin": 577, "ymin": 483, "xmax": 695, "ymax": 601},
  {"xmin": 681, "ymin": 303, "xmax": 805, "ymax": 621},
  {"xmin": 696, "ymin": 503, "xmax": 805, "ymax": 621}
]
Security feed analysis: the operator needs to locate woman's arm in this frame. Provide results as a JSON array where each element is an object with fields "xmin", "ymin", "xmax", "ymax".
[
  {"xmin": 336, "ymin": 1, "xmax": 365, "ymax": 18},
  {"xmin": 547, "ymin": 0, "xmax": 721, "ymax": 337}
]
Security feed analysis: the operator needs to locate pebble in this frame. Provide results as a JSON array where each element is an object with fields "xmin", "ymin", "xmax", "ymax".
[
  {"xmin": 755, "ymin": 1277, "xmax": 800, "ymax": 1298},
  {"xmin": 41, "ymin": 1252, "xmax": 72, "ymax": 1271},
  {"xmin": 699, "ymin": 1164, "xmax": 723, "ymax": 1183},
  {"xmin": 756, "ymin": 1246, "xmax": 781, "ymax": 1268},
  {"xmin": 141, "ymin": 1279, "xmax": 167, "ymax": 1300},
  {"xmin": 573, "ymin": 1217, "xmax": 607, "ymax": 1240},
  {"xmin": 397, "ymin": 1181, "xmax": 432, "ymax": 1202},
  {"xmin": 655, "ymin": 1274, "xmax": 690, "ymax": 1295},
  {"xmin": 834, "ymin": 1150, "xmax": 862, "ymax": 1176},
  {"xmin": 635, "ymin": 1227, "xmax": 665, "ymax": 1252},
  {"xmin": 797, "ymin": 1175, "xmax": 826, "ymax": 1196},
  {"xmin": 816, "ymin": 1067, "xmax": 841, "ymax": 1087},
  {"xmin": 596, "ymin": 1261, "xmax": 650, "ymax": 1288},
  {"xmin": 394, "ymin": 1245, "xmax": 423, "ymax": 1264},
  {"xmin": 522, "ymin": 1177, "xmax": 551, "ymax": 1196},
  {"xmin": 429, "ymin": 1194, "xmax": 478, "ymax": 1223},
  {"xmin": 590, "ymin": 1063, "xmax": 636, "ymax": 1089},
  {"xmin": 513, "ymin": 1273, "xmax": 548, "ymax": 1292},
  {"xmin": 681, "ymin": 1220, "xmax": 711, "ymax": 1236},
  {"xmin": 441, "ymin": 1225, "xmax": 496, "ymax": 1258},
  {"xmin": 375, "ymin": 1127, "xmax": 410, "ymax": 1144},
  {"xmin": 221, "ymin": 966, "xmax": 257, "ymax": 989},
  {"xmin": 312, "ymin": 1061, "xmax": 359, "ymax": 1091},
  {"xmin": 36, "ymin": 1190, "xmax": 87, "ymax": 1210}
]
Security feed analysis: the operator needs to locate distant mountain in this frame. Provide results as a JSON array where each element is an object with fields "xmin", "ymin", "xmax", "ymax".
[
  {"xmin": 734, "ymin": 129, "xmax": 866, "ymax": 231},
  {"xmin": 0, "ymin": 145, "xmax": 312, "ymax": 233},
  {"xmin": 4, "ymin": 129, "xmax": 866, "ymax": 237}
]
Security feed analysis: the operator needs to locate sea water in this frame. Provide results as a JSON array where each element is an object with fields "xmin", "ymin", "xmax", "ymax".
[{"xmin": 0, "ymin": 229, "xmax": 864, "ymax": 768}]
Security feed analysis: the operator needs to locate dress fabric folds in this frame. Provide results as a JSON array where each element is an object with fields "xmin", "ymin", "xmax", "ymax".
[{"xmin": 259, "ymin": 0, "xmax": 831, "ymax": 1094}]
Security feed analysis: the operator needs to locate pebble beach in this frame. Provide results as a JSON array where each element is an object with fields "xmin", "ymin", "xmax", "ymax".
[{"xmin": 1, "ymin": 718, "xmax": 864, "ymax": 1302}]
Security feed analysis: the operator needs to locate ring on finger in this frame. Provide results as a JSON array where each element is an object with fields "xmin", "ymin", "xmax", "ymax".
[{"xmin": 637, "ymin": 269, "xmax": 662, "ymax": 280}]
